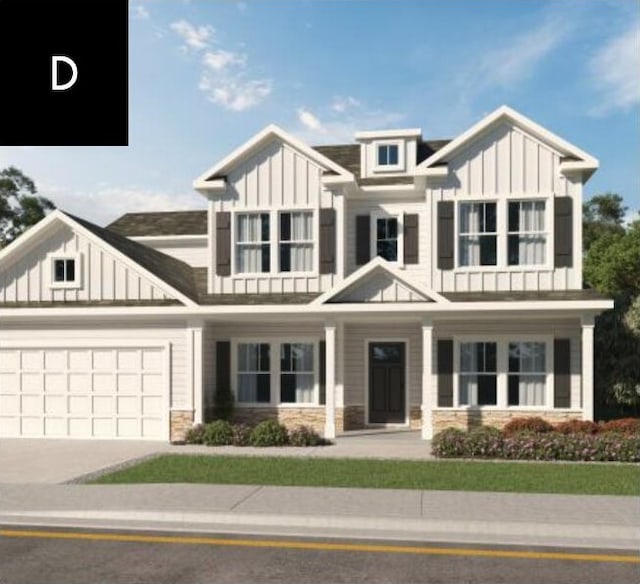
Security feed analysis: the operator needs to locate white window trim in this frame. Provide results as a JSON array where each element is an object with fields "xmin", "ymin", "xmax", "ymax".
[
  {"xmin": 276, "ymin": 209, "xmax": 318, "ymax": 276},
  {"xmin": 363, "ymin": 337, "xmax": 410, "ymax": 427},
  {"xmin": 373, "ymin": 140, "xmax": 405, "ymax": 173},
  {"xmin": 230, "ymin": 209, "xmax": 318, "ymax": 278},
  {"xmin": 47, "ymin": 253, "xmax": 81, "ymax": 290},
  {"xmin": 507, "ymin": 340, "xmax": 549, "ymax": 408},
  {"xmin": 231, "ymin": 337, "xmax": 320, "ymax": 407},
  {"xmin": 454, "ymin": 197, "xmax": 554, "ymax": 272},
  {"xmin": 371, "ymin": 210, "xmax": 404, "ymax": 266},
  {"xmin": 451, "ymin": 335, "xmax": 553, "ymax": 410}
]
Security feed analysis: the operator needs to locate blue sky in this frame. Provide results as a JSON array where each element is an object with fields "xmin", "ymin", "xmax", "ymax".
[{"xmin": 1, "ymin": 0, "xmax": 638, "ymax": 225}]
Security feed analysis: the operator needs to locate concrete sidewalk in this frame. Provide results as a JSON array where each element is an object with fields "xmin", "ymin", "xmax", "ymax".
[{"xmin": 0, "ymin": 483, "xmax": 637, "ymax": 551}]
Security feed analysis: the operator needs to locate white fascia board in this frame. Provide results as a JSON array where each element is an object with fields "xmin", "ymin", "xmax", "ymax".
[
  {"xmin": 359, "ymin": 184, "xmax": 418, "ymax": 193},
  {"xmin": 0, "ymin": 299, "xmax": 613, "ymax": 320},
  {"xmin": 311, "ymin": 257, "xmax": 449, "ymax": 305},
  {"xmin": 415, "ymin": 165, "xmax": 449, "ymax": 178},
  {"xmin": 416, "ymin": 105, "xmax": 598, "ymax": 172},
  {"xmin": 193, "ymin": 124, "xmax": 354, "ymax": 192},
  {"xmin": 0, "ymin": 209, "xmax": 62, "ymax": 265},
  {"xmin": 192, "ymin": 178, "xmax": 226, "ymax": 193},
  {"xmin": 355, "ymin": 128, "xmax": 422, "ymax": 140}
]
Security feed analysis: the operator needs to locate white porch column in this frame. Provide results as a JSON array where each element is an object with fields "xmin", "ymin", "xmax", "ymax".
[
  {"xmin": 581, "ymin": 315, "xmax": 595, "ymax": 421},
  {"xmin": 324, "ymin": 323, "xmax": 337, "ymax": 439},
  {"xmin": 188, "ymin": 322, "xmax": 204, "ymax": 424},
  {"xmin": 421, "ymin": 318, "xmax": 434, "ymax": 439}
]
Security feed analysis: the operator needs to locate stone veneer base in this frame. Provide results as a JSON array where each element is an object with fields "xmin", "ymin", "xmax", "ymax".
[
  {"xmin": 170, "ymin": 410, "xmax": 194, "ymax": 442},
  {"xmin": 432, "ymin": 409, "xmax": 583, "ymax": 434}
]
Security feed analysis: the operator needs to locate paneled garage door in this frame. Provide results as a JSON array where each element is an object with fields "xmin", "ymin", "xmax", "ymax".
[{"xmin": 0, "ymin": 345, "xmax": 167, "ymax": 439}]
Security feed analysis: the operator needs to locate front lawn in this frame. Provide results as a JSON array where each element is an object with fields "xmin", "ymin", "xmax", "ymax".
[{"xmin": 90, "ymin": 455, "xmax": 639, "ymax": 496}]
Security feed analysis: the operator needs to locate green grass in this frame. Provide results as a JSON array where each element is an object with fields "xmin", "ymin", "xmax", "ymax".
[{"xmin": 91, "ymin": 455, "xmax": 640, "ymax": 496}]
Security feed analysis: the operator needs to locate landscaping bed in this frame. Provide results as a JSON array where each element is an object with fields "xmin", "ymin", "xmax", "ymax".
[{"xmin": 433, "ymin": 417, "xmax": 640, "ymax": 462}]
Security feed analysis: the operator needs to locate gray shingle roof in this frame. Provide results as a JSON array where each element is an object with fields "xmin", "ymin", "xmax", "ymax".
[
  {"xmin": 107, "ymin": 210, "xmax": 207, "ymax": 237},
  {"xmin": 66, "ymin": 212, "xmax": 199, "ymax": 303},
  {"xmin": 443, "ymin": 289, "xmax": 609, "ymax": 302}
]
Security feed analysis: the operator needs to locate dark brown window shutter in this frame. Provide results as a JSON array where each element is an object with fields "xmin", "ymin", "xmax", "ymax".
[
  {"xmin": 437, "ymin": 339, "xmax": 454, "ymax": 407},
  {"xmin": 554, "ymin": 339, "xmax": 571, "ymax": 408},
  {"xmin": 554, "ymin": 198, "xmax": 573, "ymax": 268},
  {"xmin": 403, "ymin": 213, "xmax": 419, "ymax": 264},
  {"xmin": 216, "ymin": 212, "xmax": 231, "ymax": 276},
  {"xmin": 319, "ymin": 340, "xmax": 326, "ymax": 405},
  {"xmin": 319, "ymin": 208, "xmax": 336, "ymax": 274},
  {"xmin": 216, "ymin": 341, "xmax": 231, "ymax": 392},
  {"xmin": 437, "ymin": 201, "xmax": 454, "ymax": 270},
  {"xmin": 356, "ymin": 215, "xmax": 370, "ymax": 265}
]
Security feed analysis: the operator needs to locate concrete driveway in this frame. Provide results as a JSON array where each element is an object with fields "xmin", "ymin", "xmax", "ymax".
[{"xmin": 0, "ymin": 439, "xmax": 169, "ymax": 484}]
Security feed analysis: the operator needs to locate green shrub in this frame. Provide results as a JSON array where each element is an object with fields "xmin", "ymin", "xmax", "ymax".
[
  {"xmin": 502, "ymin": 417, "xmax": 554, "ymax": 436},
  {"xmin": 231, "ymin": 423, "xmax": 252, "ymax": 446},
  {"xmin": 431, "ymin": 428, "xmax": 467, "ymax": 457},
  {"xmin": 600, "ymin": 418, "xmax": 640, "ymax": 435},
  {"xmin": 554, "ymin": 420, "xmax": 600, "ymax": 435},
  {"xmin": 185, "ymin": 424, "xmax": 205, "ymax": 445},
  {"xmin": 288, "ymin": 425, "xmax": 330, "ymax": 447},
  {"xmin": 249, "ymin": 420, "xmax": 289, "ymax": 447},
  {"xmin": 464, "ymin": 426, "xmax": 504, "ymax": 457},
  {"xmin": 203, "ymin": 420, "xmax": 233, "ymax": 446}
]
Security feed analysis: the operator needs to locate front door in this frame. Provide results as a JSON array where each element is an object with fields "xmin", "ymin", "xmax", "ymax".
[{"xmin": 368, "ymin": 342, "xmax": 406, "ymax": 424}]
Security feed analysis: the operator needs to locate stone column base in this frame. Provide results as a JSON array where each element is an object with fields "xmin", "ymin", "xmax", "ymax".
[{"xmin": 170, "ymin": 410, "xmax": 194, "ymax": 442}]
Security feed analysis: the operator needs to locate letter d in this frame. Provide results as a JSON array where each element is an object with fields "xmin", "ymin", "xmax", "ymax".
[{"xmin": 51, "ymin": 56, "xmax": 78, "ymax": 91}]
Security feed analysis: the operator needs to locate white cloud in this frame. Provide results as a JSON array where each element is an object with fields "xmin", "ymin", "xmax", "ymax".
[
  {"xmin": 202, "ymin": 49, "xmax": 246, "ymax": 71},
  {"xmin": 331, "ymin": 96, "xmax": 360, "ymax": 113},
  {"xmin": 589, "ymin": 21, "xmax": 640, "ymax": 114},
  {"xmin": 199, "ymin": 76, "xmax": 272, "ymax": 112},
  {"xmin": 132, "ymin": 5, "xmax": 150, "ymax": 20},
  {"xmin": 170, "ymin": 20, "xmax": 214, "ymax": 52},
  {"xmin": 171, "ymin": 19, "xmax": 271, "ymax": 111},
  {"xmin": 293, "ymin": 102, "xmax": 404, "ymax": 144},
  {"xmin": 470, "ymin": 16, "xmax": 571, "ymax": 92},
  {"xmin": 297, "ymin": 108, "xmax": 325, "ymax": 132}
]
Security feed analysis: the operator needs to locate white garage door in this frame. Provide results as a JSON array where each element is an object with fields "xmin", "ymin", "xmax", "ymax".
[{"xmin": 0, "ymin": 345, "xmax": 166, "ymax": 439}]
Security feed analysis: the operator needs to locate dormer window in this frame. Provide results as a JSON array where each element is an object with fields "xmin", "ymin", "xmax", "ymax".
[
  {"xmin": 374, "ymin": 141, "xmax": 404, "ymax": 172},
  {"xmin": 377, "ymin": 144, "xmax": 399, "ymax": 167},
  {"xmin": 49, "ymin": 254, "xmax": 81, "ymax": 288}
]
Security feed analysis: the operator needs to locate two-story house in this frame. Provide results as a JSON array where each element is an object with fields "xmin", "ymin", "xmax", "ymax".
[{"xmin": 0, "ymin": 106, "xmax": 613, "ymax": 442}]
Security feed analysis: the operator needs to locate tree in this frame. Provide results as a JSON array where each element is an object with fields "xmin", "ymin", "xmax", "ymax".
[
  {"xmin": 583, "ymin": 193, "xmax": 640, "ymax": 417},
  {"xmin": 0, "ymin": 166, "xmax": 55, "ymax": 248}
]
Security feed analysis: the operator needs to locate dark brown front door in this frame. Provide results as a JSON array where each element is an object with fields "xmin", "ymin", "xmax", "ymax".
[{"xmin": 368, "ymin": 342, "xmax": 405, "ymax": 424}]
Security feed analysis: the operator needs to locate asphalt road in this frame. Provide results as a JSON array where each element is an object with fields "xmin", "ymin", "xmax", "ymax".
[{"xmin": 0, "ymin": 527, "xmax": 638, "ymax": 584}]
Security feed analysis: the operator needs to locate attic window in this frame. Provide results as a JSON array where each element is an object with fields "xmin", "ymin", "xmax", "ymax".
[
  {"xmin": 49, "ymin": 254, "xmax": 81, "ymax": 289},
  {"xmin": 374, "ymin": 141, "xmax": 404, "ymax": 171}
]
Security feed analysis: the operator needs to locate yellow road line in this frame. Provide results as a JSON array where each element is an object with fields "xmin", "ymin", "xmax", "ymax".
[{"xmin": 1, "ymin": 528, "xmax": 638, "ymax": 564}]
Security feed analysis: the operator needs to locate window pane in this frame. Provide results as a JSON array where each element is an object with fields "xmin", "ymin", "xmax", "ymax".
[
  {"xmin": 376, "ymin": 218, "xmax": 386, "ymax": 239},
  {"xmin": 65, "ymin": 259, "xmax": 75, "ymax": 281},
  {"xmin": 377, "ymin": 240, "xmax": 397, "ymax": 261},
  {"xmin": 478, "ymin": 375, "xmax": 497, "ymax": 405},
  {"xmin": 508, "ymin": 202, "xmax": 520, "ymax": 232},
  {"xmin": 261, "ymin": 244, "xmax": 270, "ymax": 272},
  {"xmin": 256, "ymin": 374, "xmax": 270, "ymax": 402},
  {"xmin": 485, "ymin": 203, "xmax": 497, "ymax": 233},
  {"xmin": 387, "ymin": 218, "xmax": 397, "ymax": 239},
  {"xmin": 280, "ymin": 213, "xmax": 291, "ymax": 241},
  {"xmin": 54, "ymin": 260, "xmax": 66, "ymax": 282},
  {"xmin": 280, "ymin": 242, "xmax": 291, "ymax": 272},
  {"xmin": 378, "ymin": 146, "xmax": 387, "ymax": 166},
  {"xmin": 479, "ymin": 235, "xmax": 496, "ymax": 265},
  {"xmin": 261, "ymin": 214, "xmax": 270, "ymax": 241},
  {"xmin": 388, "ymin": 145, "xmax": 398, "ymax": 165}
]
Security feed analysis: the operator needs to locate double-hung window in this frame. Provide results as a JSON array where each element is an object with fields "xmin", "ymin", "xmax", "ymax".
[
  {"xmin": 377, "ymin": 144, "xmax": 399, "ymax": 167},
  {"xmin": 508, "ymin": 342, "xmax": 546, "ymax": 406},
  {"xmin": 375, "ymin": 216, "xmax": 399, "ymax": 262},
  {"xmin": 459, "ymin": 202, "xmax": 497, "ymax": 266},
  {"xmin": 280, "ymin": 343, "xmax": 314, "ymax": 403},
  {"xmin": 236, "ymin": 213, "xmax": 270, "ymax": 273},
  {"xmin": 237, "ymin": 343, "xmax": 271, "ymax": 403},
  {"xmin": 508, "ymin": 201, "xmax": 546, "ymax": 266},
  {"xmin": 53, "ymin": 258, "xmax": 75, "ymax": 283},
  {"xmin": 280, "ymin": 211, "xmax": 313, "ymax": 272},
  {"xmin": 459, "ymin": 342, "xmax": 497, "ymax": 406}
]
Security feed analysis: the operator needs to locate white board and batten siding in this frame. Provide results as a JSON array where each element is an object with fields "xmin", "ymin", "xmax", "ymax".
[
  {"xmin": 208, "ymin": 139, "xmax": 342, "ymax": 294},
  {"xmin": 429, "ymin": 123, "xmax": 582, "ymax": 293},
  {"xmin": 0, "ymin": 224, "xmax": 173, "ymax": 303},
  {"xmin": 335, "ymin": 272, "xmax": 429, "ymax": 303},
  {"xmin": 0, "ymin": 324, "xmax": 189, "ymax": 439}
]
